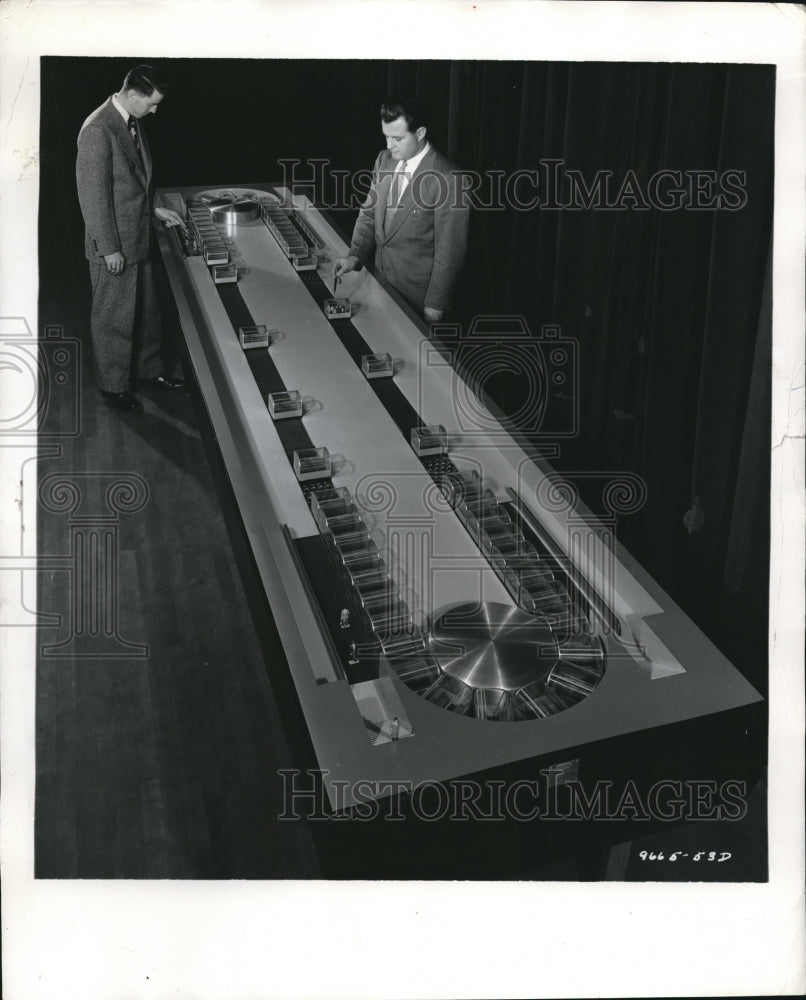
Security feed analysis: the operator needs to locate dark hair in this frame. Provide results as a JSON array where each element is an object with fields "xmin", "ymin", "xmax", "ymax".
[
  {"xmin": 380, "ymin": 95, "xmax": 429, "ymax": 134},
  {"xmin": 122, "ymin": 64, "xmax": 169, "ymax": 97}
]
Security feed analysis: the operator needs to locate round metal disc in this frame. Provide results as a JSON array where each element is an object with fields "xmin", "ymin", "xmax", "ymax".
[
  {"xmin": 209, "ymin": 198, "xmax": 260, "ymax": 224},
  {"xmin": 427, "ymin": 602, "xmax": 558, "ymax": 692}
]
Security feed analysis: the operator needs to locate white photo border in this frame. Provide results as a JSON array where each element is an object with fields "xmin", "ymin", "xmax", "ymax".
[{"xmin": 1, "ymin": 2, "xmax": 804, "ymax": 997}]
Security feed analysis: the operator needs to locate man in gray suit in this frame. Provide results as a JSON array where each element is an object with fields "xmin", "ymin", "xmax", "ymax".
[
  {"xmin": 334, "ymin": 96, "xmax": 469, "ymax": 322},
  {"xmin": 76, "ymin": 65, "xmax": 186, "ymax": 413}
]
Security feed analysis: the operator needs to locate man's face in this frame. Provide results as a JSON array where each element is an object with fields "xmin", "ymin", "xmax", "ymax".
[
  {"xmin": 382, "ymin": 116, "xmax": 426, "ymax": 161},
  {"xmin": 126, "ymin": 88, "xmax": 164, "ymax": 118}
]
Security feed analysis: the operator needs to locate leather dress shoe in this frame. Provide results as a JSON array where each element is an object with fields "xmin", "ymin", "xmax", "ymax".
[
  {"xmin": 139, "ymin": 375, "xmax": 187, "ymax": 392},
  {"xmin": 101, "ymin": 390, "xmax": 143, "ymax": 414}
]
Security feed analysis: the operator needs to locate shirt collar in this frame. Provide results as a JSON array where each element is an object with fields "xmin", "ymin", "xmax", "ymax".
[
  {"xmin": 111, "ymin": 93, "xmax": 131, "ymax": 124},
  {"xmin": 399, "ymin": 141, "xmax": 431, "ymax": 174}
]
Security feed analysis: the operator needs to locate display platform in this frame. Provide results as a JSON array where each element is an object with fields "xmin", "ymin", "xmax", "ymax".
[{"xmin": 154, "ymin": 184, "xmax": 764, "ymax": 837}]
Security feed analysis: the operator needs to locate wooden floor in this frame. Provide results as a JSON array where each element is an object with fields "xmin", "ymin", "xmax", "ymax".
[
  {"xmin": 34, "ymin": 257, "xmax": 767, "ymax": 882},
  {"xmin": 34, "ymin": 270, "xmax": 322, "ymax": 878}
]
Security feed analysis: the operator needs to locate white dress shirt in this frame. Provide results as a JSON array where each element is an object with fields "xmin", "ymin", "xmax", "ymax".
[
  {"xmin": 111, "ymin": 93, "xmax": 130, "ymax": 124},
  {"xmin": 393, "ymin": 142, "xmax": 431, "ymax": 202}
]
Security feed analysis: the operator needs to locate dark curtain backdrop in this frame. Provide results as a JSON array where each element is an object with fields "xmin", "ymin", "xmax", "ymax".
[
  {"xmin": 441, "ymin": 60, "xmax": 773, "ymax": 691},
  {"xmin": 40, "ymin": 58, "xmax": 773, "ymax": 689}
]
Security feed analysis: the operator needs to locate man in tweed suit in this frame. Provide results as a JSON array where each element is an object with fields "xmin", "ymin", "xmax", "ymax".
[
  {"xmin": 334, "ymin": 96, "xmax": 469, "ymax": 322},
  {"xmin": 76, "ymin": 65, "xmax": 186, "ymax": 413}
]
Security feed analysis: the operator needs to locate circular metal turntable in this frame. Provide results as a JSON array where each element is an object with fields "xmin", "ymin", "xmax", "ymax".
[
  {"xmin": 429, "ymin": 603, "xmax": 558, "ymax": 691},
  {"xmin": 391, "ymin": 601, "xmax": 606, "ymax": 722},
  {"xmin": 199, "ymin": 190, "xmax": 261, "ymax": 224}
]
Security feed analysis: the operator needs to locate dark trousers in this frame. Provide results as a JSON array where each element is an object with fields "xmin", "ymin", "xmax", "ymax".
[{"xmin": 89, "ymin": 257, "xmax": 164, "ymax": 393}]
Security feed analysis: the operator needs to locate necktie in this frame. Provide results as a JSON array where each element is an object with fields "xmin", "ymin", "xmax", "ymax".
[
  {"xmin": 127, "ymin": 115, "xmax": 140, "ymax": 152},
  {"xmin": 384, "ymin": 161, "xmax": 407, "ymax": 232}
]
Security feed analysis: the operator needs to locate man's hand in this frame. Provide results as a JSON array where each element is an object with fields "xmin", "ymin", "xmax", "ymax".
[
  {"xmin": 103, "ymin": 251, "xmax": 126, "ymax": 275},
  {"xmin": 154, "ymin": 206, "xmax": 187, "ymax": 232},
  {"xmin": 334, "ymin": 255, "xmax": 359, "ymax": 280},
  {"xmin": 424, "ymin": 306, "xmax": 444, "ymax": 322}
]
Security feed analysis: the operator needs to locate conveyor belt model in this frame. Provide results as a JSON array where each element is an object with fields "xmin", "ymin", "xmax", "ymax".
[{"xmin": 155, "ymin": 185, "xmax": 764, "ymax": 832}]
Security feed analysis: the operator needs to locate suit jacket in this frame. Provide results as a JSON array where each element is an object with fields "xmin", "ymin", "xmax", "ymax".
[
  {"xmin": 348, "ymin": 147, "xmax": 469, "ymax": 312},
  {"xmin": 76, "ymin": 97, "xmax": 154, "ymax": 263}
]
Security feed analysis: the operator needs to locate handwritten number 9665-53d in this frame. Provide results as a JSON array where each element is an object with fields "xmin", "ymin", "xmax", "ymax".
[{"xmin": 638, "ymin": 850, "xmax": 732, "ymax": 862}]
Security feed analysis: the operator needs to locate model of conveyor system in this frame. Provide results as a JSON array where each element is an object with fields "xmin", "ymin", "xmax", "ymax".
[
  {"xmin": 183, "ymin": 190, "xmax": 350, "ymax": 316},
  {"xmin": 155, "ymin": 183, "xmax": 764, "ymax": 809},
  {"xmin": 301, "ymin": 435, "xmax": 609, "ymax": 724},
  {"xmin": 176, "ymin": 193, "xmax": 645, "ymax": 724}
]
